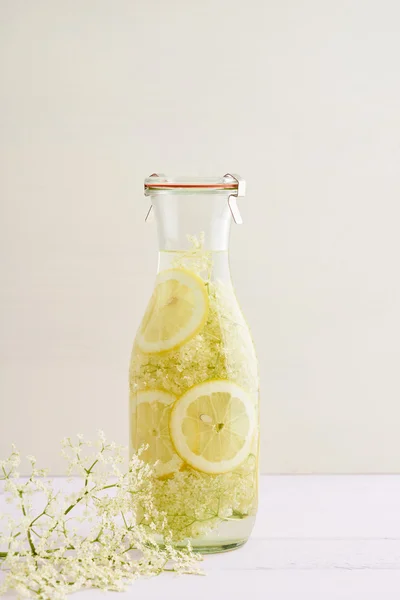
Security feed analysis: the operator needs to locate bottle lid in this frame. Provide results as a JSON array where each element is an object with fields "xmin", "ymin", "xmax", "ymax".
[
  {"xmin": 144, "ymin": 173, "xmax": 245, "ymax": 194},
  {"xmin": 144, "ymin": 173, "xmax": 245, "ymax": 224}
]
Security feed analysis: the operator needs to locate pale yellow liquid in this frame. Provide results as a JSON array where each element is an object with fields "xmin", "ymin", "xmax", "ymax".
[{"xmin": 129, "ymin": 250, "xmax": 259, "ymax": 552}]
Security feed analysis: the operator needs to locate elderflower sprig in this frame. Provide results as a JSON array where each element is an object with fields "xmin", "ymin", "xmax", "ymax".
[
  {"xmin": 172, "ymin": 233, "xmax": 213, "ymax": 279},
  {"xmin": 0, "ymin": 433, "xmax": 202, "ymax": 599}
]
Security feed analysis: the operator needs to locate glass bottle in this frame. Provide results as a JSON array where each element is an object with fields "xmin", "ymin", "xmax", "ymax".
[{"xmin": 129, "ymin": 174, "xmax": 259, "ymax": 553}]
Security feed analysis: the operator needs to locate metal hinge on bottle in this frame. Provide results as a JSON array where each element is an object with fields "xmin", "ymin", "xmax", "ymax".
[{"xmin": 223, "ymin": 173, "xmax": 245, "ymax": 225}]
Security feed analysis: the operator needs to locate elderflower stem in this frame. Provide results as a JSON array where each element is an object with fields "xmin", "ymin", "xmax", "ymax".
[{"xmin": 18, "ymin": 490, "xmax": 36, "ymax": 556}]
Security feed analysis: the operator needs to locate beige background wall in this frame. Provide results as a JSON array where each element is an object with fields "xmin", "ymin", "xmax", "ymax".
[{"xmin": 1, "ymin": 0, "xmax": 400, "ymax": 474}]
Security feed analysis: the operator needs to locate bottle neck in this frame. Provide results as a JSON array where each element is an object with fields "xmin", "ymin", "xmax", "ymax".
[{"xmin": 151, "ymin": 191, "xmax": 232, "ymax": 252}]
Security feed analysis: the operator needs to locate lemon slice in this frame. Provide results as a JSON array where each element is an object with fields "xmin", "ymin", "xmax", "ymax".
[
  {"xmin": 136, "ymin": 268, "xmax": 208, "ymax": 354},
  {"xmin": 131, "ymin": 390, "xmax": 182, "ymax": 477},
  {"xmin": 169, "ymin": 380, "xmax": 256, "ymax": 474}
]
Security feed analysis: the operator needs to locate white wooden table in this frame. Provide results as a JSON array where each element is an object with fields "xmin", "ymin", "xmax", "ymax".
[{"xmin": 2, "ymin": 476, "xmax": 400, "ymax": 599}]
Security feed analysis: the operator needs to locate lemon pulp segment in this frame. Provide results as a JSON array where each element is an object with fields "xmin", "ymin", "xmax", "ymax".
[
  {"xmin": 169, "ymin": 380, "xmax": 256, "ymax": 474},
  {"xmin": 136, "ymin": 268, "xmax": 208, "ymax": 353},
  {"xmin": 131, "ymin": 390, "xmax": 182, "ymax": 477}
]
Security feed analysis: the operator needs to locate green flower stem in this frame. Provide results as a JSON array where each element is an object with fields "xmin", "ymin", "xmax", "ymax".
[
  {"xmin": 18, "ymin": 490, "xmax": 37, "ymax": 556},
  {"xmin": 98, "ymin": 483, "xmax": 117, "ymax": 491},
  {"xmin": 64, "ymin": 481, "xmax": 118, "ymax": 516}
]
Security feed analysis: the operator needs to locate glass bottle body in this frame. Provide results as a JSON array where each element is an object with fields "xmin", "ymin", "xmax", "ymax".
[{"xmin": 129, "ymin": 185, "xmax": 259, "ymax": 553}]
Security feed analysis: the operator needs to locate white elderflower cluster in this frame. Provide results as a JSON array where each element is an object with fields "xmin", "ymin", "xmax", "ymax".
[
  {"xmin": 130, "ymin": 233, "xmax": 258, "ymax": 400},
  {"xmin": 130, "ymin": 280, "xmax": 258, "ymax": 398},
  {"xmin": 0, "ymin": 434, "xmax": 201, "ymax": 599},
  {"xmin": 152, "ymin": 455, "xmax": 258, "ymax": 541}
]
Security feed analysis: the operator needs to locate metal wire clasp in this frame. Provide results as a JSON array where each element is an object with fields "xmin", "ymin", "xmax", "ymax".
[
  {"xmin": 144, "ymin": 173, "xmax": 165, "ymax": 222},
  {"xmin": 223, "ymin": 173, "xmax": 245, "ymax": 224}
]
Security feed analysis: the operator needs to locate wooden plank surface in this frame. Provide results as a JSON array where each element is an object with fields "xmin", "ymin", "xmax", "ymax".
[{"xmin": 2, "ymin": 476, "xmax": 400, "ymax": 598}]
